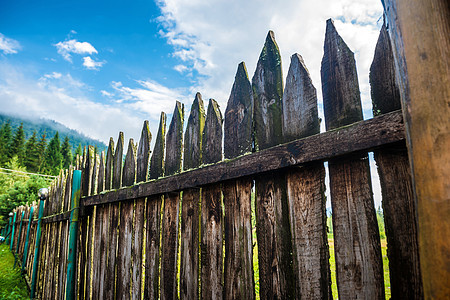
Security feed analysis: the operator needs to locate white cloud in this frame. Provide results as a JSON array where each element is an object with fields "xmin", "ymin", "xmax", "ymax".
[
  {"xmin": 174, "ymin": 64, "xmax": 188, "ymax": 73},
  {"xmin": 0, "ymin": 33, "xmax": 21, "ymax": 54},
  {"xmin": 0, "ymin": 62, "xmax": 144, "ymax": 144},
  {"xmin": 155, "ymin": 0, "xmax": 383, "ymax": 121},
  {"xmin": 82, "ymin": 56, "xmax": 105, "ymax": 70},
  {"xmin": 54, "ymin": 39, "xmax": 98, "ymax": 62}
]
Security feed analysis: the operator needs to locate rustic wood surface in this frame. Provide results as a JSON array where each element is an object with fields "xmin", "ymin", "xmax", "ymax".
[
  {"xmin": 253, "ymin": 30, "xmax": 294, "ymax": 299},
  {"xmin": 283, "ymin": 53, "xmax": 330, "ymax": 299},
  {"xmin": 180, "ymin": 94, "xmax": 204, "ymax": 299},
  {"xmin": 84, "ymin": 147, "xmax": 96, "ymax": 300},
  {"xmin": 83, "ymin": 110, "xmax": 405, "ymax": 207},
  {"xmin": 201, "ymin": 99, "xmax": 224, "ymax": 299},
  {"xmin": 223, "ymin": 62, "xmax": 255, "ymax": 300},
  {"xmin": 117, "ymin": 139, "xmax": 137, "ymax": 299},
  {"xmin": 321, "ymin": 18, "xmax": 384, "ymax": 299},
  {"xmin": 144, "ymin": 112, "xmax": 165, "ymax": 300},
  {"xmin": 132, "ymin": 121, "xmax": 151, "ymax": 300},
  {"xmin": 92, "ymin": 153, "xmax": 104, "ymax": 299},
  {"xmin": 161, "ymin": 102, "xmax": 183, "ymax": 300},
  {"xmin": 370, "ymin": 23, "xmax": 423, "ymax": 299},
  {"xmin": 381, "ymin": 1, "xmax": 449, "ymax": 294}
]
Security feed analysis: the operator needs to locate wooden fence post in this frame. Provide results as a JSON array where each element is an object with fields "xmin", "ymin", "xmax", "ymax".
[
  {"xmin": 14, "ymin": 210, "xmax": 25, "ymax": 267},
  {"xmin": 161, "ymin": 101, "xmax": 183, "ymax": 300},
  {"xmin": 144, "ymin": 112, "xmax": 166, "ymax": 299},
  {"xmin": 201, "ymin": 99, "xmax": 224, "ymax": 299},
  {"xmin": 283, "ymin": 53, "xmax": 331, "ymax": 299},
  {"xmin": 30, "ymin": 192, "xmax": 46, "ymax": 299},
  {"xmin": 252, "ymin": 31, "xmax": 295, "ymax": 299},
  {"xmin": 223, "ymin": 62, "xmax": 255, "ymax": 300},
  {"xmin": 321, "ymin": 19, "xmax": 384, "ymax": 299},
  {"xmin": 181, "ymin": 93, "xmax": 204, "ymax": 299},
  {"xmin": 10, "ymin": 211, "xmax": 16, "ymax": 250},
  {"xmin": 22, "ymin": 206, "xmax": 34, "ymax": 273},
  {"xmin": 66, "ymin": 170, "xmax": 82, "ymax": 300},
  {"xmin": 370, "ymin": 22, "xmax": 423, "ymax": 298},
  {"xmin": 382, "ymin": 0, "xmax": 450, "ymax": 297}
]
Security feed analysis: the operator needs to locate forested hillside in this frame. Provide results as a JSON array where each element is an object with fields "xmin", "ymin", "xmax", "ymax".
[{"xmin": 0, "ymin": 113, "xmax": 106, "ymax": 152}]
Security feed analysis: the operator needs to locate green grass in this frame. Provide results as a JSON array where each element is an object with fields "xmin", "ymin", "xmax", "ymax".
[{"xmin": 0, "ymin": 244, "xmax": 29, "ymax": 299}]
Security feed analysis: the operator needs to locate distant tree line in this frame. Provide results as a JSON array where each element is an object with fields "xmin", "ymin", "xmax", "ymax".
[{"xmin": 0, "ymin": 121, "xmax": 85, "ymax": 176}]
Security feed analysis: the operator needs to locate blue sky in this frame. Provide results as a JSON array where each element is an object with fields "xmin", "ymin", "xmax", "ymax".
[{"xmin": 0, "ymin": 0, "xmax": 385, "ymax": 206}]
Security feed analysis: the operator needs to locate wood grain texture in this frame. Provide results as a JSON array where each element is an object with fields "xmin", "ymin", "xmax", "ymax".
[
  {"xmin": 321, "ymin": 18, "xmax": 384, "ymax": 299},
  {"xmin": 223, "ymin": 62, "xmax": 254, "ymax": 300},
  {"xmin": 105, "ymin": 138, "xmax": 114, "ymax": 191},
  {"xmin": 224, "ymin": 62, "xmax": 253, "ymax": 159},
  {"xmin": 83, "ymin": 111, "xmax": 405, "ymax": 207},
  {"xmin": 85, "ymin": 148, "xmax": 96, "ymax": 299},
  {"xmin": 201, "ymin": 99, "xmax": 224, "ymax": 299},
  {"xmin": 133, "ymin": 121, "xmax": 151, "ymax": 300},
  {"xmin": 144, "ymin": 113, "xmax": 165, "ymax": 300},
  {"xmin": 98, "ymin": 150, "xmax": 110, "ymax": 300},
  {"xmin": 116, "ymin": 139, "xmax": 137, "ymax": 299},
  {"xmin": 253, "ymin": 30, "xmax": 294, "ymax": 299},
  {"xmin": 370, "ymin": 24, "xmax": 423, "ymax": 299},
  {"xmin": 180, "ymin": 94, "xmax": 204, "ymax": 299},
  {"xmin": 161, "ymin": 102, "xmax": 183, "ymax": 300},
  {"xmin": 283, "ymin": 54, "xmax": 330, "ymax": 299}
]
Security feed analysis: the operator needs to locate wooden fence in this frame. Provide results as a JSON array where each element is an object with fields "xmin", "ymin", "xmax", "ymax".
[{"xmin": 6, "ymin": 19, "xmax": 423, "ymax": 299}]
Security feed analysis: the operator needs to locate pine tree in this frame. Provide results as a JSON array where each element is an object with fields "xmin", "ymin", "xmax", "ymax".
[
  {"xmin": 9, "ymin": 123, "xmax": 26, "ymax": 166},
  {"xmin": 24, "ymin": 131, "xmax": 39, "ymax": 172},
  {"xmin": 0, "ymin": 121, "xmax": 12, "ymax": 166},
  {"xmin": 45, "ymin": 132, "xmax": 63, "ymax": 175},
  {"xmin": 37, "ymin": 133, "xmax": 47, "ymax": 173},
  {"xmin": 61, "ymin": 136, "xmax": 72, "ymax": 169},
  {"xmin": 74, "ymin": 143, "xmax": 82, "ymax": 162}
]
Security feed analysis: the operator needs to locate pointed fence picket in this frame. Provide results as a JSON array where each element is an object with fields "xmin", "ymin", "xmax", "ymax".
[{"xmin": 5, "ymin": 17, "xmax": 424, "ymax": 300}]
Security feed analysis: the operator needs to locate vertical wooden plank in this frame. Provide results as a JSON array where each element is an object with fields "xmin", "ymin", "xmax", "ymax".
[
  {"xmin": 180, "ymin": 93, "xmax": 204, "ymax": 299},
  {"xmin": 84, "ymin": 146, "xmax": 96, "ymax": 300},
  {"xmin": 100, "ymin": 145, "xmax": 113, "ymax": 300},
  {"xmin": 161, "ymin": 102, "xmax": 183, "ymax": 300},
  {"xmin": 381, "ymin": 1, "xmax": 449, "ymax": 295},
  {"xmin": 59, "ymin": 167, "xmax": 72, "ymax": 300},
  {"xmin": 133, "ymin": 121, "xmax": 151, "ymax": 300},
  {"xmin": 370, "ymin": 22, "xmax": 423, "ymax": 299},
  {"xmin": 144, "ymin": 113, "xmax": 166, "ymax": 300},
  {"xmin": 252, "ymin": 31, "xmax": 295, "ymax": 299},
  {"xmin": 282, "ymin": 53, "xmax": 331, "ymax": 299},
  {"xmin": 321, "ymin": 18, "xmax": 384, "ymax": 299},
  {"xmin": 223, "ymin": 62, "xmax": 255, "ymax": 300},
  {"xmin": 201, "ymin": 99, "xmax": 223, "ymax": 299},
  {"xmin": 106, "ymin": 133, "xmax": 124, "ymax": 300},
  {"xmin": 117, "ymin": 138, "xmax": 137, "ymax": 299}
]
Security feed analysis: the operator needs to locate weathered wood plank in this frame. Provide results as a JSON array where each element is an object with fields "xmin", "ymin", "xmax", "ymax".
[
  {"xmin": 144, "ymin": 113, "xmax": 166, "ymax": 300},
  {"xmin": 132, "ymin": 121, "xmax": 151, "ymax": 300},
  {"xmin": 370, "ymin": 23, "xmax": 423, "ymax": 299},
  {"xmin": 105, "ymin": 138, "xmax": 114, "ymax": 191},
  {"xmin": 161, "ymin": 102, "xmax": 183, "ymax": 300},
  {"xmin": 84, "ymin": 147, "xmax": 96, "ymax": 300},
  {"xmin": 252, "ymin": 30, "xmax": 294, "ymax": 299},
  {"xmin": 282, "ymin": 53, "xmax": 331, "ymax": 299},
  {"xmin": 105, "ymin": 133, "xmax": 124, "ymax": 299},
  {"xmin": 223, "ymin": 62, "xmax": 255, "ymax": 300},
  {"xmin": 117, "ymin": 138, "xmax": 137, "ymax": 299},
  {"xmin": 321, "ymin": 18, "xmax": 384, "ymax": 299},
  {"xmin": 83, "ymin": 110, "xmax": 405, "ymax": 207},
  {"xmin": 180, "ymin": 93, "xmax": 204, "ymax": 299},
  {"xmin": 382, "ymin": 1, "xmax": 449, "ymax": 296},
  {"xmin": 201, "ymin": 99, "xmax": 224, "ymax": 299}
]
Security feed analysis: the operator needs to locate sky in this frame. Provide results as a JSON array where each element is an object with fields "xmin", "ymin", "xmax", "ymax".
[{"xmin": 0, "ymin": 0, "xmax": 385, "ymax": 206}]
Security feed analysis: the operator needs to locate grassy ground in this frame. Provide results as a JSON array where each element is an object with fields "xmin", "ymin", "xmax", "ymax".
[{"xmin": 0, "ymin": 243, "xmax": 29, "ymax": 299}]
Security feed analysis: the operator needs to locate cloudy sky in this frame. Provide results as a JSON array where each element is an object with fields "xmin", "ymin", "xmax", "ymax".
[{"xmin": 0, "ymin": 0, "xmax": 385, "ymax": 205}]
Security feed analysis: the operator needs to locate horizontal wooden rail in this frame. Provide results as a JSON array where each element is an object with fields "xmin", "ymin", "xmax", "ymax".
[
  {"xmin": 83, "ymin": 110, "xmax": 404, "ymax": 207},
  {"xmin": 42, "ymin": 211, "xmax": 71, "ymax": 223}
]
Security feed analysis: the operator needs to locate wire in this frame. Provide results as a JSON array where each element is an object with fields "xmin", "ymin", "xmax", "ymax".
[
  {"xmin": 0, "ymin": 171, "xmax": 54, "ymax": 181},
  {"xmin": 0, "ymin": 167, "xmax": 57, "ymax": 178}
]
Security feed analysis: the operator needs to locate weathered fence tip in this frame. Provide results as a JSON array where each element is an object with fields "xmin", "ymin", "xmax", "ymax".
[
  {"xmin": 184, "ymin": 93, "xmax": 205, "ymax": 170},
  {"xmin": 149, "ymin": 112, "xmax": 166, "ymax": 180}
]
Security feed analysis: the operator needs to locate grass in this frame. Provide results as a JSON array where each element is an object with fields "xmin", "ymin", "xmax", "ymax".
[{"xmin": 0, "ymin": 243, "xmax": 29, "ymax": 299}]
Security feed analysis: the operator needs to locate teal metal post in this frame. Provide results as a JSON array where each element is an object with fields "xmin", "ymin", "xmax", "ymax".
[
  {"xmin": 65, "ymin": 170, "xmax": 81, "ymax": 300},
  {"xmin": 22, "ymin": 206, "xmax": 34, "ymax": 273},
  {"xmin": 10, "ymin": 212, "xmax": 16, "ymax": 250},
  {"xmin": 13, "ymin": 211, "xmax": 25, "ymax": 268},
  {"xmin": 30, "ymin": 188, "xmax": 48, "ymax": 299}
]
